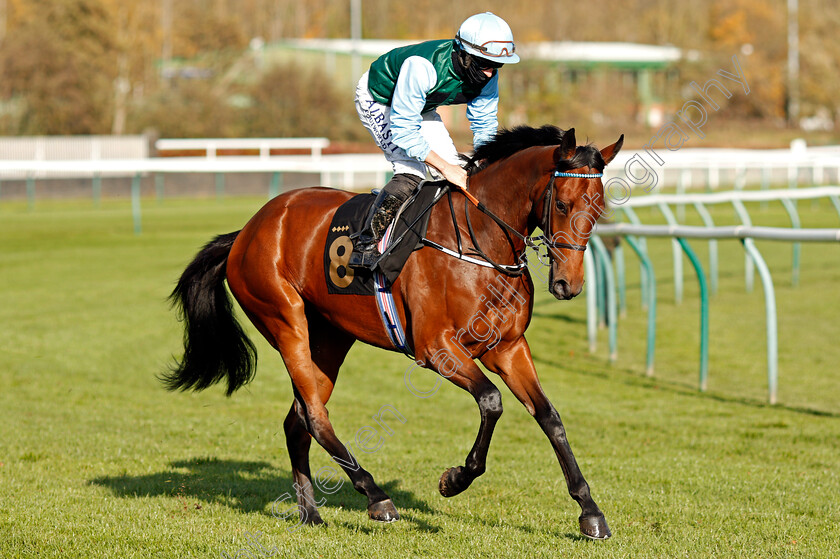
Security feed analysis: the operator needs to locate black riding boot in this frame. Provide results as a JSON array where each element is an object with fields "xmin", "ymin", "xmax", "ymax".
[{"xmin": 348, "ymin": 173, "xmax": 422, "ymax": 270}]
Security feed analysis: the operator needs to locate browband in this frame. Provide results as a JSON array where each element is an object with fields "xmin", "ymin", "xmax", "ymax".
[{"xmin": 554, "ymin": 171, "xmax": 604, "ymax": 178}]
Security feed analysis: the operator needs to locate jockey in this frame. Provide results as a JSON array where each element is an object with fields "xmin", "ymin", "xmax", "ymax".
[{"xmin": 348, "ymin": 12, "xmax": 519, "ymax": 270}]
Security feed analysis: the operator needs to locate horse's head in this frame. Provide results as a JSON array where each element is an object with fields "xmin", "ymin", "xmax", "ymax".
[{"xmin": 538, "ymin": 128, "xmax": 623, "ymax": 300}]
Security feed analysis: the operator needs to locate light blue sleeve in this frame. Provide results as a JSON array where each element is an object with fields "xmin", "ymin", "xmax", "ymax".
[
  {"xmin": 466, "ymin": 73, "xmax": 499, "ymax": 149},
  {"xmin": 389, "ymin": 56, "xmax": 438, "ymax": 161}
]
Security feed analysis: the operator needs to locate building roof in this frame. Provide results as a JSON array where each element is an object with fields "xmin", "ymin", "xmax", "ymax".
[
  {"xmin": 522, "ymin": 41, "xmax": 685, "ymax": 69},
  {"xmin": 279, "ymin": 39, "xmax": 685, "ymax": 69}
]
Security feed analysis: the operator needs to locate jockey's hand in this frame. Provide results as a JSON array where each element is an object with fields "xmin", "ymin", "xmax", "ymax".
[
  {"xmin": 425, "ymin": 151, "xmax": 468, "ymax": 190},
  {"xmin": 441, "ymin": 163, "xmax": 468, "ymax": 190}
]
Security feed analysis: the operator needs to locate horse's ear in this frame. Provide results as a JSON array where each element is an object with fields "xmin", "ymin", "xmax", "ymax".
[
  {"xmin": 600, "ymin": 134, "xmax": 624, "ymax": 165},
  {"xmin": 554, "ymin": 128, "xmax": 576, "ymax": 164}
]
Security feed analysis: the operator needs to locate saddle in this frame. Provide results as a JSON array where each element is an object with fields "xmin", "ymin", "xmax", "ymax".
[{"xmin": 323, "ymin": 181, "xmax": 449, "ymax": 295}]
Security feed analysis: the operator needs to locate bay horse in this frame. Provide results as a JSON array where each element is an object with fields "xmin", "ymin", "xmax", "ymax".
[{"xmin": 164, "ymin": 125, "xmax": 623, "ymax": 539}]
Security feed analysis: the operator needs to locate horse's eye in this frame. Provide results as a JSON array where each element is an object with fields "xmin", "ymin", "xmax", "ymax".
[{"xmin": 555, "ymin": 200, "xmax": 568, "ymax": 215}]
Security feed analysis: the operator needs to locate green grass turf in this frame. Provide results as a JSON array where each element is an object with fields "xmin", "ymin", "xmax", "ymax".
[{"xmin": 1, "ymin": 194, "xmax": 839, "ymax": 558}]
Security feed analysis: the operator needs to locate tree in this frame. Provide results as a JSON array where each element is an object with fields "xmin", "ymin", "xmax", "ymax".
[
  {"xmin": 130, "ymin": 81, "xmax": 239, "ymax": 138},
  {"xmin": 0, "ymin": 0, "xmax": 116, "ymax": 134},
  {"xmin": 240, "ymin": 63, "xmax": 363, "ymax": 139},
  {"xmin": 105, "ymin": 1, "xmax": 159, "ymax": 135},
  {"xmin": 707, "ymin": 0, "xmax": 786, "ymax": 119}
]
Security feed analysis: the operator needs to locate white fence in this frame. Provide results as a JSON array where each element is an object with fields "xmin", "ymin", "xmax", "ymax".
[
  {"xmin": 0, "ymin": 154, "xmax": 392, "ymax": 190},
  {"xmin": 606, "ymin": 144, "xmax": 840, "ymax": 191},
  {"xmin": 155, "ymin": 137, "xmax": 330, "ymax": 160},
  {"xmin": 2, "ymin": 138, "xmax": 840, "ymax": 192},
  {"xmin": 0, "ymin": 135, "xmax": 148, "ymax": 179},
  {"xmin": 594, "ymin": 187, "xmax": 840, "ymax": 405}
]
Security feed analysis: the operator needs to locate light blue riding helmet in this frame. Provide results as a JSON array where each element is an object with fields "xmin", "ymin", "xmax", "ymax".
[{"xmin": 455, "ymin": 12, "xmax": 520, "ymax": 64}]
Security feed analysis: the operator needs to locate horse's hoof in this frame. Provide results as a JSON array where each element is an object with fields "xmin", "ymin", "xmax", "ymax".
[
  {"xmin": 305, "ymin": 513, "xmax": 326, "ymax": 527},
  {"xmin": 438, "ymin": 466, "xmax": 464, "ymax": 498},
  {"xmin": 579, "ymin": 514, "xmax": 611, "ymax": 540},
  {"xmin": 368, "ymin": 499, "xmax": 400, "ymax": 523}
]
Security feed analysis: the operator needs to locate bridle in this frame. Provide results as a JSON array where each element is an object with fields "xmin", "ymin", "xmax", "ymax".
[
  {"xmin": 460, "ymin": 169, "xmax": 604, "ymax": 276},
  {"xmin": 539, "ymin": 171, "xmax": 603, "ymax": 252}
]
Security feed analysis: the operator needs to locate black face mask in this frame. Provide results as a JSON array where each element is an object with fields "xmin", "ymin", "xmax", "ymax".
[{"xmin": 452, "ymin": 48, "xmax": 496, "ymax": 89}]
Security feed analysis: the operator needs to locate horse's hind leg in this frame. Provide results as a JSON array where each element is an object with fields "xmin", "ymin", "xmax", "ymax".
[
  {"xmin": 283, "ymin": 402, "xmax": 323, "ymax": 524},
  {"xmin": 251, "ymin": 284, "xmax": 398, "ymax": 523},
  {"xmin": 481, "ymin": 338, "xmax": 611, "ymax": 540},
  {"xmin": 283, "ymin": 310, "xmax": 354, "ymax": 526}
]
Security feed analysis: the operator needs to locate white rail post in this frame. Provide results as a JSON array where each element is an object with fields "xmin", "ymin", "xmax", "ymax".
[
  {"xmin": 741, "ymin": 238, "xmax": 779, "ymax": 405},
  {"xmin": 735, "ymin": 163, "xmax": 746, "ymax": 190},
  {"xmin": 760, "ymin": 167, "xmax": 771, "ymax": 210},
  {"xmin": 677, "ymin": 168, "xmax": 690, "ymax": 221},
  {"xmin": 692, "ymin": 202, "xmax": 719, "ymax": 296},
  {"xmin": 731, "ymin": 199, "xmax": 755, "ymax": 292},
  {"xmin": 657, "ymin": 202, "xmax": 683, "ymax": 304}
]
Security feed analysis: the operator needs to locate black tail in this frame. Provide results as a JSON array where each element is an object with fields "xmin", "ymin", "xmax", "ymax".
[{"xmin": 161, "ymin": 231, "xmax": 257, "ymax": 396}]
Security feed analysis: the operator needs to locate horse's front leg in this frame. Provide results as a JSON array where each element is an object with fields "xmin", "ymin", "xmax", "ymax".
[
  {"xmin": 417, "ymin": 340, "xmax": 503, "ymax": 498},
  {"xmin": 480, "ymin": 337, "xmax": 611, "ymax": 540}
]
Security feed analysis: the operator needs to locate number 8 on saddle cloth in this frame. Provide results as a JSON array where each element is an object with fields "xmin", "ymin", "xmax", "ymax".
[{"xmin": 323, "ymin": 182, "xmax": 447, "ymax": 295}]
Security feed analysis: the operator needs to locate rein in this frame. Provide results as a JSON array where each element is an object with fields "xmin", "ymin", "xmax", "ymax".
[{"xmin": 454, "ymin": 170, "xmax": 603, "ymax": 275}]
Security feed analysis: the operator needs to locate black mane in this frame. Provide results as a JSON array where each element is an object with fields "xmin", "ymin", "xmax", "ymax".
[{"xmin": 465, "ymin": 125, "xmax": 605, "ymax": 174}]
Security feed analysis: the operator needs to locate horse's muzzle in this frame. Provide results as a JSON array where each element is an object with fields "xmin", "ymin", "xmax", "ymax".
[{"xmin": 550, "ymin": 279, "xmax": 580, "ymax": 300}]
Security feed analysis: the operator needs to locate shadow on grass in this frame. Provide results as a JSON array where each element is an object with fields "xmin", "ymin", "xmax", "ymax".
[
  {"xmin": 533, "ymin": 354, "xmax": 840, "ymax": 418},
  {"xmin": 467, "ymin": 511, "xmax": 598, "ymax": 542},
  {"xmin": 89, "ymin": 456, "xmax": 436, "ymax": 527},
  {"xmin": 331, "ymin": 510, "xmax": 442, "ymax": 534}
]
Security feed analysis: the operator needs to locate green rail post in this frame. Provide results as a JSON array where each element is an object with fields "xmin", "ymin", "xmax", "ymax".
[
  {"xmin": 600, "ymin": 253, "xmax": 610, "ymax": 328},
  {"xmin": 741, "ymin": 238, "xmax": 779, "ymax": 405},
  {"xmin": 270, "ymin": 172, "xmax": 283, "ymax": 199},
  {"xmin": 93, "ymin": 174, "xmax": 102, "ymax": 207},
  {"xmin": 657, "ymin": 202, "xmax": 683, "ymax": 304},
  {"xmin": 676, "ymin": 238, "xmax": 710, "ymax": 391},
  {"xmin": 779, "ymin": 198, "xmax": 801, "ymax": 286},
  {"xmin": 156, "ymin": 173, "xmax": 165, "ymax": 204},
  {"xmin": 624, "ymin": 236, "xmax": 657, "ymax": 376},
  {"xmin": 731, "ymin": 199, "xmax": 755, "ymax": 292},
  {"xmin": 621, "ymin": 206, "xmax": 649, "ymax": 309},
  {"xmin": 594, "ymin": 249, "xmax": 606, "ymax": 328},
  {"xmin": 215, "ymin": 173, "xmax": 225, "ymax": 202},
  {"xmin": 584, "ymin": 248, "xmax": 598, "ymax": 353},
  {"xmin": 131, "ymin": 173, "xmax": 142, "ymax": 235},
  {"xmin": 591, "ymin": 236, "xmax": 618, "ymax": 362},
  {"xmin": 615, "ymin": 243, "xmax": 627, "ymax": 317},
  {"xmin": 27, "ymin": 176, "xmax": 35, "ymax": 210},
  {"xmin": 692, "ymin": 202, "xmax": 719, "ymax": 295}
]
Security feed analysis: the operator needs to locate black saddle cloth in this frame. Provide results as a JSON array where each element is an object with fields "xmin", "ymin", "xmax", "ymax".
[{"xmin": 324, "ymin": 181, "xmax": 448, "ymax": 295}]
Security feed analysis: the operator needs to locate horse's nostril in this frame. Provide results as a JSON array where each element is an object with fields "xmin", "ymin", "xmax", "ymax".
[{"xmin": 553, "ymin": 279, "xmax": 570, "ymax": 298}]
